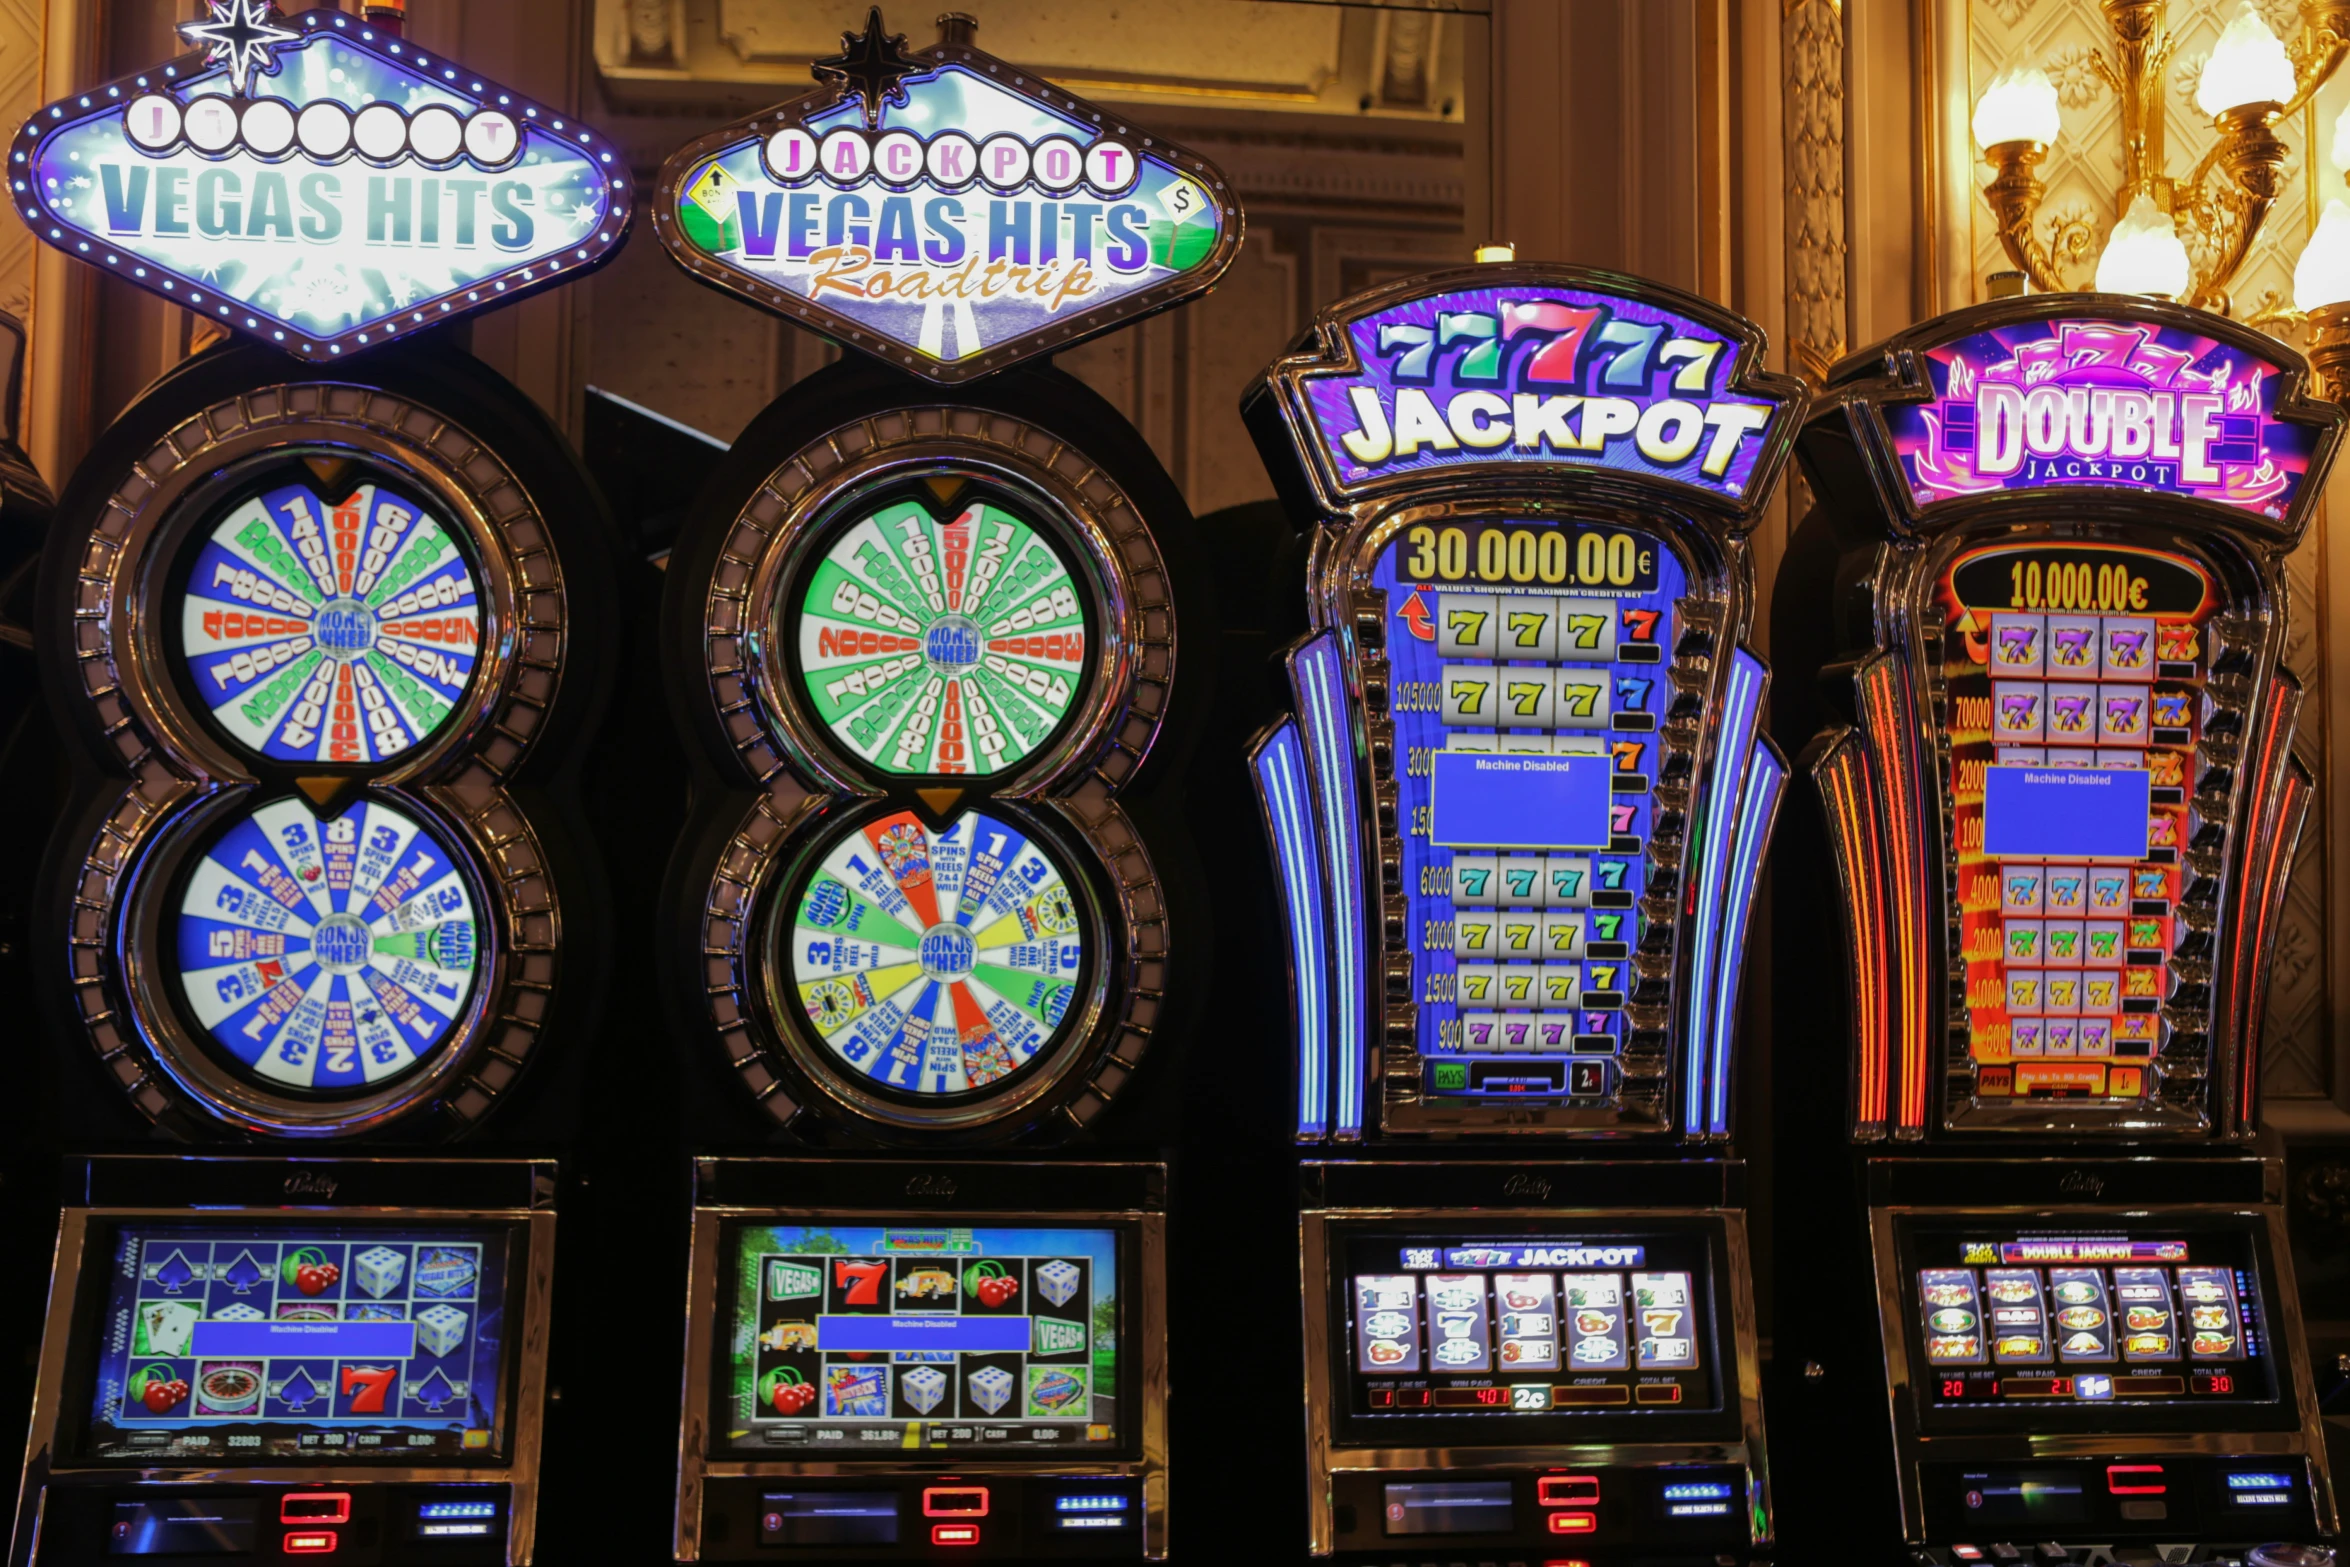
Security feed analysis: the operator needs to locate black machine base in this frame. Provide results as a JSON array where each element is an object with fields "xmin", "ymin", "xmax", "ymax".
[
  {"xmin": 1322, "ymin": 1462, "xmax": 1754, "ymax": 1563},
  {"xmin": 30, "ymin": 1481, "xmax": 507, "ymax": 1563},
  {"xmin": 692, "ymin": 1474, "xmax": 1145, "ymax": 1560}
]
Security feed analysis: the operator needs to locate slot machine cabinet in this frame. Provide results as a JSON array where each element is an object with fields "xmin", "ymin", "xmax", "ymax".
[
  {"xmin": 674, "ymin": 1159, "xmax": 1165, "ymax": 1561},
  {"xmin": 648, "ymin": 9, "xmax": 1235, "ymax": 1154},
  {"xmin": 1243, "ymin": 262, "xmax": 1807, "ymax": 1562},
  {"xmin": 1789, "ymin": 295, "xmax": 2345, "ymax": 1563},
  {"xmin": 14, "ymin": 11, "xmax": 632, "ymax": 1147},
  {"xmin": 10, "ymin": 1157, "xmax": 555, "ymax": 1567},
  {"xmin": 646, "ymin": 13, "xmax": 1234, "ymax": 1559}
]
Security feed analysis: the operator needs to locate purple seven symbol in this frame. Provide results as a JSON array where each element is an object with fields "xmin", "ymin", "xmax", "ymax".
[
  {"xmin": 1998, "ymin": 626, "xmax": 2037, "ymax": 659},
  {"xmin": 2053, "ymin": 630, "xmax": 2094, "ymax": 664},
  {"xmin": 2104, "ymin": 697, "xmax": 2142, "ymax": 729},
  {"xmin": 2001, "ymin": 694, "xmax": 2038, "ymax": 726},
  {"xmin": 2051, "ymin": 696, "xmax": 2091, "ymax": 731},
  {"xmin": 2107, "ymin": 630, "xmax": 2147, "ymax": 664}
]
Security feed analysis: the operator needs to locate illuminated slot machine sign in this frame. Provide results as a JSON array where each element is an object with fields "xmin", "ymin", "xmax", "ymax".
[
  {"xmin": 16, "ymin": 5, "xmax": 631, "ymax": 1140},
  {"xmin": 1800, "ymin": 298, "xmax": 2345, "ymax": 1139},
  {"xmin": 1245, "ymin": 265, "xmax": 1807, "ymax": 1139},
  {"xmin": 676, "ymin": 1158, "xmax": 1166, "ymax": 1559},
  {"xmin": 653, "ymin": 10, "xmax": 1234, "ymax": 1142}
]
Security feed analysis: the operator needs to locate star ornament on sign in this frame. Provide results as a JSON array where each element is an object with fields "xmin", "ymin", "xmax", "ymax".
[
  {"xmin": 812, "ymin": 6, "xmax": 929, "ymax": 132},
  {"xmin": 178, "ymin": 0, "xmax": 300, "ymax": 98}
]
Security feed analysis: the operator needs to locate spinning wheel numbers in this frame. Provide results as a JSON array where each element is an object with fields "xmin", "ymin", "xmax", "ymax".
[
  {"xmin": 176, "ymin": 481, "xmax": 480, "ymax": 767},
  {"xmin": 174, "ymin": 796, "xmax": 480, "ymax": 1095},
  {"xmin": 794, "ymin": 495, "xmax": 1086, "ymax": 778}
]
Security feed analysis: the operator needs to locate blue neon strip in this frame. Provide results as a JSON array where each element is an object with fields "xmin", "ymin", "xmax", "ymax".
[
  {"xmin": 1252, "ymin": 719, "xmax": 1332, "ymax": 1140},
  {"xmin": 1710, "ymin": 739, "xmax": 1785, "ymax": 1136},
  {"xmin": 1290, "ymin": 634, "xmax": 1368, "ymax": 1139},
  {"xmin": 1685, "ymin": 648, "xmax": 1767, "ymax": 1137}
]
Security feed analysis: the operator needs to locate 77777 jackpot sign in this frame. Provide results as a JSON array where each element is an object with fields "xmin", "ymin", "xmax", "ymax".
[{"xmin": 1244, "ymin": 265, "xmax": 1808, "ymax": 1141}]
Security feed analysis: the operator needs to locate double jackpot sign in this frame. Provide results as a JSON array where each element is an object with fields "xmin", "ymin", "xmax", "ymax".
[
  {"xmin": 1245, "ymin": 265, "xmax": 1806, "ymax": 1142},
  {"xmin": 20, "ymin": 6, "xmax": 633, "ymax": 1139}
]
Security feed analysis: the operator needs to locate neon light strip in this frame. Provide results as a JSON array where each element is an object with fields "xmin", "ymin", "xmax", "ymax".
[
  {"xmin": 1856, "ymin": 654, "xmax": 1931, "ymax": 1134},
  {"xmin": 2228, "ymin": 674, "xmax": 2308, "ymax": 1135},
  {"xmin": 1250, "ymin": 719, "xmax": 1332, "ymax": 1141},
  {"xmin": 1812, "ymin": 732, "xmax": 1891, "ymax": 1138},
  {"xmin": 1684, "ymin": 648, "xmax": 1766, "ymax": 1138},
  {"xmin": 1708, "ymin": 737, "xmax": 1786, "ymax": 1136},
  {"xmin": 1289, "ymin": 634, "xmax": 1368, "ymax": 1140}
]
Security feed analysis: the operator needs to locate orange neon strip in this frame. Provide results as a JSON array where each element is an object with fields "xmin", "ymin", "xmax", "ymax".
[
  {"xmin": 1816, "ymin": 738, "xmax": 1890, "ymax": 1135},
  {"xmin": 1858, "ymin": 658, "xmax": 1931, "ymax": 1133}
]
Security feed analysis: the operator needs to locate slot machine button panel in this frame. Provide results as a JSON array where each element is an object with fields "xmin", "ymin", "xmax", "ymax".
[
  {"xmin": 283, "ymin": 1532, "xmax": 339, "ymax": 1554},
  {"xmin": 931, "ymin": 1521, "xmax": 982, "ymax": 1545},
  {"xmin": 923, "ymin": 1486, "xmax": 991, "ymax": 1517},
  {"xmin": 280, "ymin": 1492, "xmax": 352, "ymax": 1524},
  {"xmin": 1546, "ymin": 1510, "xmax": 1598, "ymax": 1534},
  {"xmin": 2106, "ymin": 1463, "xmax": 2166, "ymax": 1495}
]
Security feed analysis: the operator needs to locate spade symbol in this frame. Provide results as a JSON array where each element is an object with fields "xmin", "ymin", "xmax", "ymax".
[
  {"xmin": 409, "ymin": 1367, "xmax": 459, "ymax": 1413},
  {"xmin": 149, "ymin": 1250, "xmax": 199, "ymax": 1294},
  {"xmin": 221, "ymin": 1250, "xmax": 268, "ymax": 1294},
  {"xmin": 275, "ymin": 1368, "xmax": 322, "ymax": 1412}
]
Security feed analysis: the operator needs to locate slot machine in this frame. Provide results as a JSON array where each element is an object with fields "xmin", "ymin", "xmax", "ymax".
[
  {"xmin": 1785, "ymin": 293, "xmax": 2344, "ymax": 1564},
  {"xmin": 647, "ymin": 11, "xmax": 1235, "ymax": 1559},
  {"xmin": 8, "ymin": 8, "xmax": 632, "ymax": 1561},
  {"xmin": 1242, "ymin": 261, "xmax": 1808, "ymax": 1562}
]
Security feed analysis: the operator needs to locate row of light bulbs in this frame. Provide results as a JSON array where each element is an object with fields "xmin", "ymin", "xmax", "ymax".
[{"xmin": 1971, "ymin": 0, "xmax": 2350, "ymax": 313}]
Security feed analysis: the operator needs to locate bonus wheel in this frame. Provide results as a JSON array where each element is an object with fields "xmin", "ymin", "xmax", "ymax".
[
  {"xmin": 173, "ymin": 476, "xmax": 483, "ymax": 768},
  {"xmin": 768, "ymin": 803, "xmax": 1106, "ymax": 1126},
  {"xmin": 791, "ymin": 481, "xmax": 1089, "ymax": 779},
  {"xmin": 170, "ymin": 794, "xmax": 482, "ymax": 1096}
]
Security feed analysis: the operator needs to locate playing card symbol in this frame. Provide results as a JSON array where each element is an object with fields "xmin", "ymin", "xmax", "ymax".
[
  {"xmin": 220, "ymin": 1250, "xmax": 268, "ymax": 1293},
  {"xmin": 149, "ymin": 1250, "xmax": 199, "ymax": 1293}
]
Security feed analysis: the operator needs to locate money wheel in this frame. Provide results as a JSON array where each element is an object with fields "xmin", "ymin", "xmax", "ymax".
[
  {"xmin": 36, "ymin": 341, "xmax": 615, "ymax": 1141},
  {"xmin": 664, "ymin": 356, "xmax": 1197, "ymax": 1143}
]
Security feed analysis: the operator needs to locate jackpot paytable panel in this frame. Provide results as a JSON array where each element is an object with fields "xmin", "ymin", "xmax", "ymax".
[
  {"xmin": 1379, "ymin": 518, "xmax": 1693, "ymax": 1113},
  {"xmin": 1938, "ymin": 541, "xmax": 2220, "ymax": 1111}
]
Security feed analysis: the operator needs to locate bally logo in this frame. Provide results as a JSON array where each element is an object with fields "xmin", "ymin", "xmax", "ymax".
[
  {"xmin": 2058, "ymin": 1170, "xmax": 2107, "ymax": 1198},
  {"xmin": 905, "ymin": 1174, "xmax": 959, "ymax": 1198},
  {"xmin": 283, "ymin": 1171, "xmax": 339, "ymax": 1198},
  {"xmin": 1501, "ymin": 1173, "xmax": 1553, "ymax": 1200}
]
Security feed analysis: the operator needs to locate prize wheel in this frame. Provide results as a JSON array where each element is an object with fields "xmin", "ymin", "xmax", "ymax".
[
  {"xmin": 40, "ymin": 342, "xmax": 609, "ymax": 1140},
  {"xmin": 671, "ymin": 359, "xmax": 1189, "ymax": 1142}
]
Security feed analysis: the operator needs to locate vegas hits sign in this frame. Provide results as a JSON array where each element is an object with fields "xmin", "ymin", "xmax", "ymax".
[
  {"xmin": 11, "ymin": 8, "xmax": 632, "ymax": 361},
  {"xmin": 1252, "ymin": 267, "xmax": 1807, "ymax": 516},
  {"xmin": 654, "ymin": 26, "xmax": 1241, "ymax": 382}
]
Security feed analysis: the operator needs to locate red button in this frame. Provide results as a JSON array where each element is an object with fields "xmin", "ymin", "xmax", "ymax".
[
  {"xmin": 1538, "ymin": 1475, "xmax": 1602, "ymax": 1508},
  {"xmin": 2107, "ymin": 1464, "xmax": 2167, "ymax": 1496},
  {"xmin": 923, "ymin": 1486, "xmax": 990, "ymax": 1517},
  {"xmin": 932, "ymin": 1523, "xmax": 981, "ymax": 1546},
  {"xmin": 280, "ymin": 1494, "xmax": 351, "ymax": 1525},
  {"xmin": 1548, "ymin": 1511, "xmax": 1598, "ymax": 1535},
  {"xmin": 284, "ymin": 1532, "xmax": 338, "ymax": 1555}
]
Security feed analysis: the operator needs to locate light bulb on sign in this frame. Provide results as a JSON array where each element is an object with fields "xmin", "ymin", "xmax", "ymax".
[
  {"xmin": 2295, "ymin": 200, "xmax": 2350, "ymax": 310},
  {"xmin": 2095, "ymin": 192, "xmax": 2192, "ymax": 298},
  {"xmin": 1972, "ymin": 66, "xmax": 2061, "ymax": 149},
  {"xmin": 2196, "ymin": 0, "xmax": 2295, "ymax": 116}
]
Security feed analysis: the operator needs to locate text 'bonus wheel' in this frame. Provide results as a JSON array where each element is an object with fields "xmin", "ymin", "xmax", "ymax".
[
  {"xmin": 168, "ymin": 793, "xmax": 484, "ymax": 1100},
  {"xmin": 773, "ymin": 804, "xmax": 1103, "ymax": 1120}
]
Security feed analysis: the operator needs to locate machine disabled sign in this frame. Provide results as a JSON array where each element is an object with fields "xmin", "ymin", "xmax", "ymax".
[
  {"xmin": 11, "ymin": 2, "xmax": 633, "ymax": 361},
  {"xmin": 653, "ymin": 7, "xmax": 1241, "ymax": 382}
]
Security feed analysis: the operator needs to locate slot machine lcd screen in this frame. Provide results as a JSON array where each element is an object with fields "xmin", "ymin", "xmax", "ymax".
[
  {"xmin": 711, "ymin": 1222, "xmax": 1127, "ymax": 1458},
  {"xmin": 73, "ymin": 1220, "xmax": 519, "ymax": 1463},
  {"xmin": 1330, "ymin": 1224, "xmax": 1734, "ymax": 1443},
  {"xmin": 1898, "ymin": 1219, "xmax": 2291, "ymax": 1426}
]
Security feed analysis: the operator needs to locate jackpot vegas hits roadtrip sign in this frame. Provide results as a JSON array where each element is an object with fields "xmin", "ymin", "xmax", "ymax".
[
  {"xmin": 654, "ymin": 8, "xmax": 1242, "ymax": 383},
  {"xmin": 11, "ymin": 2, "xmax": 632, "ymax": 361}
]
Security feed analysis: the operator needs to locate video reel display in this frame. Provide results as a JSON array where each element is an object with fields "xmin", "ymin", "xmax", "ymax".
[
  {"xmin": 43, "ymin": 356, "xmax": 595, "ymax": 1140},
  {"xmin": 675, "ymin": 387, "xmax": 1181, "ymax": 1142}
]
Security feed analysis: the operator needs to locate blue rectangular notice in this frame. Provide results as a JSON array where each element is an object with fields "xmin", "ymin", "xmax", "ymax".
[
  {"xmin": 816, "ymin": 1314, "xmax": 1034, "ymax": 1354},
  {"xmin": 1982, "ymin": 766, "xmax": 2151, "ymax": 859},
  {"xmin": 1430, "ymin": 751, "xmax": 1612, "ymax": 850},
  {"xmin": 189, "ymin": 1319, "xmax": 418, "ymax": 1358}
]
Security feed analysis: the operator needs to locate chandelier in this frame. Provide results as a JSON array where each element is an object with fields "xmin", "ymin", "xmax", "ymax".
[{"xmin": 1971, "ymin": 0, "xmax": 2350, "ymax": 317}]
